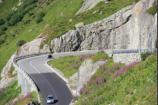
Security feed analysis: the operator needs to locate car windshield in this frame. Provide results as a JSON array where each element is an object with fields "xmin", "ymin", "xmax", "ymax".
[{"xmin": 47, "ymin": 96, "xmax": 53, "ymax": 99}]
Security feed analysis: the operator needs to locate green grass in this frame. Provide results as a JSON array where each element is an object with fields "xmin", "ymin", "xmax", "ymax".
[
  {"xmin": 15, "ymin": 91, "xmax": 38, "ymax": 105},
  {"xmin": 48, "ymin": 52, "xmax": 108, "ymax": 78},
  {"xmin": 0, "ymin": 0, "xmax": 139, "ymax": 74},
  {"xmin": 48, "ymin": 56, "xmax": 82, "ymax": 78},
  {"xmin": 147, "ymin": 5, "xmax": 157, "ymax": 15},
  {"xmin": 90, "ymin": 52, "xmax": 109, "ymax": 62},
  {"xmin": 0, "ymin": 0, "xmax": 83, "ymax": 74},
  {"xmin": 45, "ymin": 0, "xmax": 139, "ymax": 42},
  {"xmin": 0, "ymin": 0, "xmax": 18, "ymax": 18},
  {"xmin": 76, "ymin": 54, "xmax": 157, "ymax": 105},
  {"xmin": 0, "ymin": 81, "xmax": 21, "ymax": 105}
]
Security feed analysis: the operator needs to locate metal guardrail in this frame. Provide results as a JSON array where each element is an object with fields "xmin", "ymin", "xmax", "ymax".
[{"xmin": 13, "ymin": 52, "xmax": 50, "ymax": 62}]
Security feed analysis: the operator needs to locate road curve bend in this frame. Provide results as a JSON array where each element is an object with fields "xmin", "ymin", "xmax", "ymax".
[
  {"xmin": 16, "ymin": 49, "xmax": 147, "ymax": 105},
  {"xmin": 17, "ymin": 54, "xmax": 73, "ymax": 105}
]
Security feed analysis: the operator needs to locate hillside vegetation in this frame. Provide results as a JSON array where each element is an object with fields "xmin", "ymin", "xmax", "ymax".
[
  {"xmin": 0, "ymin": 0, "xmax": 139, "ymax": 74},
  {"xmin": 49, "ymin": 52, "xmax": 156, "ymax": 105},
  {"xmin": 76, "ymin": 54, "xmax": 157, "ymax": 105},
  {"xmin": 48, "ymin": 52, "xmax": 108, "ymax": 77},
  {"xmin": 0, "ymin": 81, "xmax": 21, "ymax": 105}
]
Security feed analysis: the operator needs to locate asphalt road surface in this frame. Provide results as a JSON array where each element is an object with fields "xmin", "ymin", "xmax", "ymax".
[{"xmin": 17, "ymin": 54, "xmax": 73, "ymax": 105}]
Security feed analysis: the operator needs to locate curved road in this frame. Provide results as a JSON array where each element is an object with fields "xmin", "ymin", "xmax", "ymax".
[
  {"xmin": 16, "ymin": 49, "xmax": 150, "ymax": 105},
  {"xmin": 17, "ymin": 54, "xmax": 73, "ymax": 105}
]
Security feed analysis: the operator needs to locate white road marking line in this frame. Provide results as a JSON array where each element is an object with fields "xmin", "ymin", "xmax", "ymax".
[
  {"xmin": 29, "ymin": 60, "xmax": 58, "ymax": 104},
  {"xmin": 29, "ymin": 61, "xmax": 41, "ymax": 74}
]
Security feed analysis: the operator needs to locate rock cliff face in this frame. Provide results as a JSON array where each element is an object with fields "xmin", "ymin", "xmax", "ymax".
[
  {"xmin": 17, "ymin": 37, "xmax": 49, "ymax": 56},
  {"xmin": 51, "ymin": 0, "xmax": 157, "ymax": 52}
]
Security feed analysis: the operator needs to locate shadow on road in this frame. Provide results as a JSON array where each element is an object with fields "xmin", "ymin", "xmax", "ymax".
[{"xmin": 29, "ymin": 72, "xmax": 72, "ymax": 105}]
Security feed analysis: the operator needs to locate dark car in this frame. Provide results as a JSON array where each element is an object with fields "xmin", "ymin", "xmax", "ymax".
[{"xmin": 48, "ymin": 54, "xmax": 53, "ymax": 59}]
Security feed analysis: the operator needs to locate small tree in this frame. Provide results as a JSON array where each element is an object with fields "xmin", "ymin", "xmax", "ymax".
[
  {"xmin": 0, "ymin": 19, "xmax": 5, "ymax": 25},
  {"xmin": 0, "ymin": 26, "xmax": 7, "ymax": 31},
  {"xmin": 8, "ymin": 12, "xmax": 23, "ymax": 26},
  {"xmin": 141, "ymin": 52, "xmax": 151, "ymax": 61},
  {"xmin": 147, "ymin": 5, "xmax": 157, "ymax": 15},
  {"xmin": 0, "ymin": 35, "xmax": 6, "ymax": 45},
  {"xmin": 16, "ymin": 40, "xmax": 26, "ymax": 47},
  {"xmin": 35, "ymin": 12, "xmax": 45, "ymax": 23}
]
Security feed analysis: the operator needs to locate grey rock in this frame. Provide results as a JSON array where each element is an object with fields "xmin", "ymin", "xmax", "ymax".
[
  {"xmin": 17, "ymin": 37, "xmax": 48, "ymax": 56},
  {"xmin": 51, "ymin": 0, "xmax": 157, "ymax": 52},
  {"xmin": 0, "ymin": 55, "xmax": 16, "ymax": 90}
]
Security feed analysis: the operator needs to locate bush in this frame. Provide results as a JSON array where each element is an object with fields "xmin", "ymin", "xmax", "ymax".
[
  {"xmin": 16, "ymin": 40, "xmax": 26, "ymax": 47},
  {"xmin": 8, "ymin": 12, "xmax": 23, "ymax": 26},
  {"xmin": 91, "ymin": 52, "xmax": 109, "ymax": 62},
  {"xmin": 0, "ymin": 19, "xmax": 5, "ymax": 25},
  {"xmin": 0, "ymin": 26, "xmax": 8, "ymax": 31},
  {"xmin": 141, "ymin": 52, "xmax": 151, "ymax": 61},
  {"xmin": 23, "ymin": 20, "xmax": 31, "ymax": 24},
  {"xmin": 35, "ymin": 17, "xmax": 43, "ymax": 23},
  {"xmin": 80, "ymin": 87, "xmax": 89, "ymax": 95},
  {"xmin": 35, "ymin": 12, "xmax": 45, "ymax": 23},
  {"xmin": 0, "ymin": 35, "xmax": 6, "ymax": 44},
  {"xmin": 5, "ymin": 0, "xmax": 38, "ymax": 26},
  {"xmin": 147, "ymin": 5, "xmax": 157, "ymax": 15},
  {"xmin": 29, "ymin": 12, "xmax": 34, "ymax": 16}
]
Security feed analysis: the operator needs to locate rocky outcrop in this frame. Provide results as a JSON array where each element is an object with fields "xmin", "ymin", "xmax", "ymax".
[
  {"xmin": 17, "ymin": 37, "xmax": 50, "ymax": 56},
  {"xmin": 69, "ymin": 59, "xmax": 105, "ymax": 96},
  {"xmin": 0, "ymin": 55, "xmax": 16, "ymax": 89},
  {"xmin": 76, "ymin": 0, "xmax": 108, "ymax": 15},
  {"xmin": 51, "ymin": 0, "xmax": 157, "ymax": 52}
]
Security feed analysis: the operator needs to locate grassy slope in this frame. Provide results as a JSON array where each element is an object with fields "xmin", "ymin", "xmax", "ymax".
[
  {"xmin": 48, "ymin": 52, "xmax": 108, "ymax": 78},
  {"xmin": 76, "ymin": 54, "xmax": 157, "ymax": 105},
  {"xmin": 15, "ymin": 91, "xmax": 38, "ymax": 105},
  {"xmin": 48, "ymin": 56, "xmax": 82, "ymax": 78},
  {"xmin": 0, "ymin": 0, "xmax": 83, "ymax": 72},
  {"xmin": 0, "ymin": 0, "xmax": 138, "ymax": 73},
  {"xmin": 0, "ymin": 0, "xmax": 18, "ymax": 18},
  {"xmin": 0, "ymin": 81, "xmax": 21, "ymax": 105}
]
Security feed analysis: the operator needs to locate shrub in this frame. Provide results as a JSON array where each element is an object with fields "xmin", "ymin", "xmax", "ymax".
[
  {"xmin": 80, "ymin": 87, "xmax": 89, "ymax": 95},
  {"xmin": 0, "ymin": 35, "xmax": 6, "ymax": 44},
  {"xmin": 0, "ymin": 26, "xmax": 8, "ymax": 31},
  {"xmin": 141, "ymin": 52, "xmax": 151, "ymax": 61},
  {"xmin": 95, "ymin": 76, "xmax": 106, "ymax": 85},
  {"xmin": 16, "ymin": 40, "xmax": 26, "ymax": 47},
  {"xmin": 114, "ymin": 62, "xmax": 139, "ymax": 77},
  {"xmin": 35, "ymin": 12, "xmax": 45, "ymax": 23},
  {"xmin": 23, "ymin": 20, "xmax": 31, "ymax": 24},
  {"xmin": 35, "ymin": 17, "xmax": 43, "ymax": 23},
  {"xmin": 0, "ymin": 30, "xmax": 5, "ymax": 36},
  {"xmin": 29, "ymin": 12, "xmax": 34, "ymax": 16},
  {"xmin": 8, "ymin": 13, "xmax": 23, "ymax": 26},
  {"xmin": 147, "ymin": 5, "xmax": 157, "ymax": 15},
  {"xmin": 5, "ymin": 0, "xmax": 38, "ymax": 26},
  {"xmin": 0, "ymin": 19, "xmax": 5, "ymax": 25},
  {"xmin": 6, "ymin": 12, "xmax": 14, "ymax": 21},
  {"xmin": 91, "ymin": 52, "xmax": 109, "ymax": 62}
]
